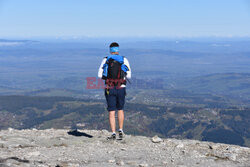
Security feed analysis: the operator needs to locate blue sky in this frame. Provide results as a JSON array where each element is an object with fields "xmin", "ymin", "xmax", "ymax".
[{"xmin": 0, "ymin": 0, "xmax": 250, "ymax": 38}]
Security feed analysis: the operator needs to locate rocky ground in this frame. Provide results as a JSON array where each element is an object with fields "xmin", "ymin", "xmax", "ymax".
[{"xmin": 0, "ymin": 129, "xmax": 249, "ymax": 167}]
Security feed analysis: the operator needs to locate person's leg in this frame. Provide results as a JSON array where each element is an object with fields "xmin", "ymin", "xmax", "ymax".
[
  {"xmin": 118, "ymin": 110, "xmax": 124, "ymax": 130},
  {"xmin": 105, "ymin": 88, "xmax": 117, "ymax": 136},
  {"xmin": 117, "ymin": 87, "xmax": 126, "ymax": 134},
  {"xmin": 109, "ymin": 111, "xmax": 116, "ymax": 133}
]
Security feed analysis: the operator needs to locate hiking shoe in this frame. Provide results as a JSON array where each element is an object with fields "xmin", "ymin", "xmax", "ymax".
[
  {"xmin": 118, "ymin": 130, "xmax": 124, "ymax": 140},
  {"xmin": 107, "ymin": 133, "xmax": 116, "ymax": 140}
]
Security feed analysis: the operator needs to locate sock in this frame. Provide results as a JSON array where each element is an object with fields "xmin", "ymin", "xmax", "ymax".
[
  {"xmin": 118, "ymin": 129, "xmax": 123, "ymax": 133},
  {"xmin": 112, "ymin": 132, "xmax": 116, "ymax": 135}
]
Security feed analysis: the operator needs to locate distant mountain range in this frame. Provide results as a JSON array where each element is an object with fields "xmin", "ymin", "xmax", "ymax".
[
  {"xmin": 0, "ymin": 39, "xmax": 38, "ymax": 46},
  {"xmin": 177, "ymin": 73, "xmax": 250, "ymax": 101},
  {"xmin": 0, "ymin": 95, "xmax": 249, "ymax": 147}
]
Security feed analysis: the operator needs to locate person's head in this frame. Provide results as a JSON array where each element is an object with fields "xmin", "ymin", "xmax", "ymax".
[{"xmin": 110, "ymin": 42, "xmax": 119, "ymax": 55}]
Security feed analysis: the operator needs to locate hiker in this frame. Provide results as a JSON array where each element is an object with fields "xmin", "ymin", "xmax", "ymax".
[{"xmin": 98, "ymin": 42, "xmax": 131, "ymax": 140}]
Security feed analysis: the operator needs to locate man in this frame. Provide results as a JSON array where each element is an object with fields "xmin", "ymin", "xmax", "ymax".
[{"xmin": 98, "ymin": 42, "xmax": 131, "ymax": 140}]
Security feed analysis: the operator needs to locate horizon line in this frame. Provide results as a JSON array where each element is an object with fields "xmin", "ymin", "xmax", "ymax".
[{"xmin": 1, "ymin": 35, "xmax": 250, "ymax": 40}]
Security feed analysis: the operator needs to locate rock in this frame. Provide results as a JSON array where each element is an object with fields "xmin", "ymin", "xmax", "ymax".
[
  {"xmin": 0, "ymin": 129, "xmax": 249, "ymax": 167},
  {"xmin": 228, "ymin": 153, "xmax": 237, "ymax": 161},
  {"xmin": 151, "ymin": 135, "xmax": 163, "ymax": 143},
  {"xmin": 177, "ymin": 143, "xmax": 184, "ymax": 148},
  {"xmin": 101, "ymin": 129, "xmax": 109, "ymax": 134},
  {"xmin": 127, "ymin": 161, "xmax": 137, "ymax": 166},
  {"xmin": 139, "ymin": 163, "xmax": 148, "ymax": 167},
  {"xmin": 108, "ymin": 159, "xmax": 115, "ymax": 163},
  {"xmin": 27, "ymin": 151, "xmax": 40, "ymax": 157},
  {"xmin": 8, "ymin": 128, "xmax": 14, "ymax": 132},
  {"xmin": 162, "ymin": 161, "xmax": 168, "ymax": 165},
  {"xmin": 116, "ymin": 160, "xmax": 125, "ymax": 166}
]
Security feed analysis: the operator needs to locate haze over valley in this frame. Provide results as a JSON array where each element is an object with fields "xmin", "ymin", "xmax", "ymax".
[{"xmin": 0, "ymin": 38, "xmax": 250, "ymax": 147}]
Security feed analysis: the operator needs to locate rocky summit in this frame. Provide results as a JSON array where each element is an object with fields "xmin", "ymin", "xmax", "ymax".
[{"xmin": 0, "ymin": 129, "xmax": 249, "ymax": 167}]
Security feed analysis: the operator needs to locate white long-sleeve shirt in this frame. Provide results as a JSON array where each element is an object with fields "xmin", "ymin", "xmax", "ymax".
[{"xmin": 98, "ymin": 57, "xmax": 131, "ymax": 87}]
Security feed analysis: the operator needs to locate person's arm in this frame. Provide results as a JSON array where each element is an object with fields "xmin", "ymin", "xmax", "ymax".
[
  {"xmin": 98, "ymin": 58, "xmax": 107, "ymax": 78},
  {"xmin": 124, "ymin": 58, "xmax": 131, "ymax": 79}
]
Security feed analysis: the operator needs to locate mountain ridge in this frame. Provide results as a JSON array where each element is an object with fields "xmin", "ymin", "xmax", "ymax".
[{"xmin": 0, "ymin": 128, "xmax": 249, "ymax": 167}]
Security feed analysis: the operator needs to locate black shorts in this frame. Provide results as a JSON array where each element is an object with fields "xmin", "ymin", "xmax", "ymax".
[{"xmin": 105, "ymin": 87, "xmax": 126, "ymax": 111}]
